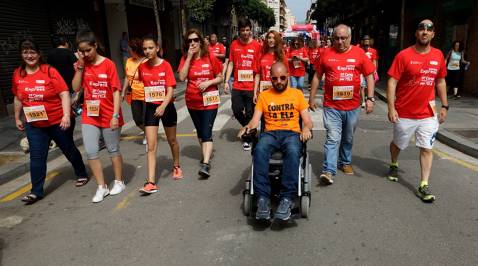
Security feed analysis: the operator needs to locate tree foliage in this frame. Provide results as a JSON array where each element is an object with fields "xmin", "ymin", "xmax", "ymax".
[
  {"xmin": 187, "ymin": 0, "xmax": 216, "ymax": 23},
  {"xmin": 233, "ymin": 0, "xmax": 276, "ymax": 29}
]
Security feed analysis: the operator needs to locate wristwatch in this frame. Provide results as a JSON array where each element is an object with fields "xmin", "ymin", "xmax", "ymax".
[
  {"xmin": 366, "ymin": 96, "xmax": 376, "ymax": 102},
  {"xmin": 441, "ymin": 105, "xmax": 449, "ymax": 111},
  {"xmin": 112, "ymin": 113, "xmax": 120, "ymax": 119}
]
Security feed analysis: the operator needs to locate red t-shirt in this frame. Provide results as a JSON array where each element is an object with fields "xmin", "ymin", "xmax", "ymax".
[
  {"xmin": 12, "ymin": 65, "xmax": 68, "ymax": 127},
  {"xmin": 81, "ymin": 58, "xmax": 124, "ymax": 128},
  {"xmin": 287, "ymin": 47, "xmax": 309, "ymax": 77},
  {"xmin": 229, "ymin": 39, "xmax": 261, "ymax": 91},
  {"xmin": 308, "ymin": 47, "xmax": 322, "ymax": 67},
  {"xmin": 387, "ymin": 46, "xmax": 447, "ymax": 119},
  {"xmin": 258, "ymin": 52, "xmax": 288, "ymax": 82},
  {"xmin": 316, "ymin": 46, "xmax": 376, "ymax": 111},
  {"xmin": 138, "ymin": 59, "xmax": 176, "ymax": 105},
  {"xmin": 362, "ymin": 47, "xmax": 378, "ymax": 62},
  {"xmin": 208, "ymin": 42, "xmax": 226, "ymax": 60},
  {"xmin": 178, "ymin": 54, "xmax": 222, "ymax": 110}
]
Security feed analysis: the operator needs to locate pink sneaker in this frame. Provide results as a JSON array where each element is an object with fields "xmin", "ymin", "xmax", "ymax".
[{"xmin": 172, "ymin": 166, "xmax": 183, "ymax": 180}]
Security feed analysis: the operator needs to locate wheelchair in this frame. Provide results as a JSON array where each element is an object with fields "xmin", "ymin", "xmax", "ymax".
[{"xmin": 241, "ymin": 128, "xmax": 312, "ymax": 219}]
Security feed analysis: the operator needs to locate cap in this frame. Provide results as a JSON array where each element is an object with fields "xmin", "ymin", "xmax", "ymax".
[{"xmin": 362, "ymin": 35, "xmax": 370, "ymax": 40}]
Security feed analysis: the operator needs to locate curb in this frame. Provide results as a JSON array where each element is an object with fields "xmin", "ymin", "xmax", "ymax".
[
  {"xmin": 374, "ymin": 88, "xmax": 478, "ymax": 158},
  {"xmin": 0, "ymin": 84, "xmax": 187, "ymax": 186}
]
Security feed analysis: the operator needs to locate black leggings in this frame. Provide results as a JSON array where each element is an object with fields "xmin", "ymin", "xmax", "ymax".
[
  {"xmin": 188, "ymin": 108, "xmax": 218, "ymax": 142},
  {"xmin": 131, "ymin": 100, "xmax": 145, "ymax": 129},
  {"xmin": 231, "ymin": 89, "xmax": 254, "ymax": 127}
]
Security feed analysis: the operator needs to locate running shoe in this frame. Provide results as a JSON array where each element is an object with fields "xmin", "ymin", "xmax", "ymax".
[
  {"xmin": 319, "ymin": 172, "xmax": 334, "ymax": 185},
  {"xmin": 142, "ymin": 137, "xmax": 147, "ymax": 145},
  {"xmin": 92, "ymin": 185, "xmax": 109, "ymax": 203},
  {"xmin": 110, "ymin": 180, "xmax": 125, "ymax": 195},
  {"xmin": 416, "ymin": 185, "xmax": 436, "ymax": 203},
  {"xmin": 139, "ymin": 181, "xmax": 158, "ymax": 194},
  {"xmin": 242, "ymin": 142, "xmax": 251, "ymax": 151},
  {"xmin": 198, "ymin": 163, "xmax": 210, "ymax": 179},
  {"xmin": 274, "ymin": 197, "xmax": 293, "ymax": 221},
  {"xmin": 255, "ymin": 197, "xmax": 271, "ymax": 220},
  {"xmin": 172, "ymin": 166, "xmax": 183, "ymax": 180},
  {"xmin": 387, "ymin": 165, "xmax": 399, "ymax": 182}
]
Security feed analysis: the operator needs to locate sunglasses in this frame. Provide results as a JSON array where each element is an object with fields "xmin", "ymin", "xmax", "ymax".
[
  {"xmin": 187, "ymin": 37, "xmax": 200, "ymax": 44},
  {"xmin": 417, "ymin": 23, "xmax": 434, "ymax": 31},
  {"xmin": 271, "ymin": 76, "xmax": 287, "ymax": 82}
]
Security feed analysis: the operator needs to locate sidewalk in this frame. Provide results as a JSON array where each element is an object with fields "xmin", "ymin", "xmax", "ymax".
[
  {"xmin": 0, "ymin": 80, "xmax": 187, "ymax": 185},
  {"xmin": 375, "ymin": 83, "xmax": 478, "ymax": 158}
]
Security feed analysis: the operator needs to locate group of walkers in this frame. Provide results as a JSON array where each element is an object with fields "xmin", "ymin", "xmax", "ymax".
[{"xmin": 12, "ymin": 17, "xmax": 457, "ymax": 208}]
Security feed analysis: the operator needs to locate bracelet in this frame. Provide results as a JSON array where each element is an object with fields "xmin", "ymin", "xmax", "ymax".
[
  {"xmin": 441, "ymin": 105, "xmax": 449, "ymax": 111},
  {"xmin": 112, "ymin": 113, "xmax": 120, "ymax": 119}
]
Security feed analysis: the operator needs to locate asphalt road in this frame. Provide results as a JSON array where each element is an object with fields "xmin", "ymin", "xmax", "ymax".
[{"xmin": 1, "ymin": 91, "xmax": 477, "ymax": 265}]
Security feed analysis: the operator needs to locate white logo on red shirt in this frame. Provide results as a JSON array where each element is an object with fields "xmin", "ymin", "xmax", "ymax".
[
  {"xmin": 410, "ymin": 61, "xmax": 422, "ymax": 65},
  {"xmin": 158, "ymin": 72, "xmax": 165, "ymax": 77},
  {"xmin": 429, "ymin": 61, "xmax": 438, "ymax": 65},
  {"xmin": 346, "ymin": 59, "xmax": 356, "ymax": 63},
  {"xmin": 36, "ymin": 80, "xmax": 45, "ymax": 84},
  {"xmin": 98, "ymin": 74, "xmax": 107, "ymax": 78}
]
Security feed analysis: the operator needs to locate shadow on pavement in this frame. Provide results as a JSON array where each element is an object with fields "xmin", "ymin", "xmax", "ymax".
[
  {"xmin": 180, "ymin": 145, "xmax": 202, "ymax": 161},
  {"xmin": 219, "ymin": 127, "xmax": 239, "ymax": 142},
  {"xmin": 230, "ymin": 167, "xmax": 249, "ymax": 196}
]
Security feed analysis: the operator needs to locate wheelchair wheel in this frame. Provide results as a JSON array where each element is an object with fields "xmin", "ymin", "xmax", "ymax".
[
  {"xmin": 300, "ymin": 195, "xmax": 310, "ymax": 218},
  {"xmin": 243, "ymin": 193, "xmax": 252, "ymax": 216}
]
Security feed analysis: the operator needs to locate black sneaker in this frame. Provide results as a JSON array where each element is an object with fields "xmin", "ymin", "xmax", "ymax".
[
  {"xmin": 387, "ymin": 165, "xmax": 399, "ymax": 182},
  {"xmin": 274, "ymin": 197, "xmax": 293, "ymax": 221},
  {"xmin": 242, "ymin": 142, "xmax": 251, "ymax": 151},
  {"xmin": 255, "ymin": 197, "xmax": 271, "ymax": 220},
  {"xmin": 198, "ymin": 163, "xmax": 211, "ymax": 179},
  {"xmin": 416, "ymin": 185, "xmax": 436, "ymax": 203}
]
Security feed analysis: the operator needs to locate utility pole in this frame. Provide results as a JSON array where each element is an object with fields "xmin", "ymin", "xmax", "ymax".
[{"xmin": 153, "ymin": 0, "xmax": 162, "ymax": 46}]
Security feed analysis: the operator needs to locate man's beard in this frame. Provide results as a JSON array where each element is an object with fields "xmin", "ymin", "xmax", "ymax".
[
  {"xmin": 417, "ymin": 37, "xmax": 431, "ymax": 46},
  {"xmin": 274, "ymin": 82, "xmax": 287, "ymax": 92}
]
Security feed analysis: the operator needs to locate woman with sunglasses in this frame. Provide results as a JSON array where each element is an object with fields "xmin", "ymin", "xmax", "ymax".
[
  {"xmin": 137, "ymin": 35, "xmax": 182, "ymax": 194},
  {"xmin": 72, "ymin": 31, "xmax": 126, "ymax": 203},
  {"xmin": 287, "ymin": 37, "xmax": 309, "ymax": 91},
  {"xmin": 254, "ymin": 30, "xmax": 287, "ymax": 104},
  {"xmin": 12, "ymin": 39, "xmax": 89, "ymax": 204},
  {"xmin": 178, "ymin": 29, "xmax": 223, "ymax": 178},
  {"xmin": 121, "ymin": 37, "xmax": 147, "ymax": 144}
]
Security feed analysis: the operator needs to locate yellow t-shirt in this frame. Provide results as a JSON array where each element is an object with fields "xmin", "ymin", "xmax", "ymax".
[
  {"xmin": 256, "ymin": 88, "xmax": 309, "ymax": 133},
  {"xmin": 125, "ymin": 57, "xmax": 146, "ymax": 100}
]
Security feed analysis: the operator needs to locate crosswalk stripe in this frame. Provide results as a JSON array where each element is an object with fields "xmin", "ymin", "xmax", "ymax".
[{"xmin": 212, "ymin": 98, "xmax": 233, "ymax": 131}]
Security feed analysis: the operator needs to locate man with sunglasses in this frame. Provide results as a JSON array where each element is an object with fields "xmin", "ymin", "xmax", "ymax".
[
  {"xmin": 309, "ymin": 24, "xmax": 376, "ymax": 185},
  {"xmin": 386, "ymin": 19, "xmax": 448, "ymax": 203},
  {"xmin": 238, "ymin": 62, "xmax": 313, "ymax": 221},
  {"xmin": 224, "ymin": 18, "xmax": 262, "ymax": 151}
]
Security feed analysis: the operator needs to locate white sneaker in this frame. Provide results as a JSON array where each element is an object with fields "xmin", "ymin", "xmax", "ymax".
[
  {"xmin": 92, "ymin": 185, "xmax": 109, "ymax": 203},
  {"xmin": 142, "ymin": 137, "xmax": 147, "ymax": 145},
  {"xmin": 110, "ymin": 180, "xmax": 125, "ymax": 195},
  {"xmin": 242, "ymin": 142, "xmax": 251, "ymax": 151}
]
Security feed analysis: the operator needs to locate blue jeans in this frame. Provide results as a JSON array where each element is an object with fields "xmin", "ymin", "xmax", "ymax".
[
  {"xmin": 25, "ymin": 119, "xmax": 87, "ymax": 198},
  {"xmin": 253, "ymin": 130, "xmax": 302, "ymax": 199},
  {"xmin": 322, "ymin": 107, "xmax": 361, "ymax": 175},
  {"xmin": 188, "ymin": 108, "xmax": 218, "ymax": 142},
  {"xmin": 290, "ymin": 76, "xmax": 305, "ymax": 91}
]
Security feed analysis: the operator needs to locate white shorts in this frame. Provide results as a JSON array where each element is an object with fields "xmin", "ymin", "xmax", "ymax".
[{"xmin": 393, "ymin": 116, "xmax": 439, "ymax": 150}]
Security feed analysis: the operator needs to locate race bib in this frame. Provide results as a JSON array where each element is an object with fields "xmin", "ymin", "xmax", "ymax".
[
  {"xmin": 429, "ymin": 100, "xmax": 436, "ymax": 116},
  {"xmin": 86, "ymin": 100, "xmax": 100, "ymax": 117},
  {"xmin": 238, "ymin": 70, "xmax": 254, "ymax": 82},
  {"xmin": 203, "ymin": 90, "xmax": 220, "ymax": 106},
  {"xmin": 23, "ymin": 105, "xmax": 48, "ymax": 122},
  {"xmin": 259, "ymin": 81, "xmax": 273, "ymax": 92},
  {"xmin": 293, "ymin": 59, "xmax": 302, "ymax": 69},
  {"xmin": 332, "ymin": 86, "xmax": 354, "ymax": 100},
  {"xmin": 144, "ymin": 86, "xmax": 166, "ymax": 102}
]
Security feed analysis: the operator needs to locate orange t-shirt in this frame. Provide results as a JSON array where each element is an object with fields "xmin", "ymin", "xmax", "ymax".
[
  {"xmin": 255, "ymin": 87, "xmax": 309, "ymax": 133},
  {"xmin": 125, "ymin": 57, "xmax": 146, "ymax": 100}
]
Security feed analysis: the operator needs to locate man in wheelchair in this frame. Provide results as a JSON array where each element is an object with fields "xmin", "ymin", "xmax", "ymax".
[{"xmin": 238, "ymin": 62, "xmax": 313, "ymax": 221}]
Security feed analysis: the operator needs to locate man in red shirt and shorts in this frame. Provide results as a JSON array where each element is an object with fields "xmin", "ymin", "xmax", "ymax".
[
  {"xmin": 386, "ymin": 19, "xmax": 449, "ymax": 203},
  {"xmin": 309, "ymin": 24, "xmax": 376, "ymax": 185}
]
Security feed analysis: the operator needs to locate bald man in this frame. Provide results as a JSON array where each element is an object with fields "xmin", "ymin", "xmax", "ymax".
[
  {"xmin": 238, "ymin": 62, "xmax": 313, "ymax": 221},
  {"xmin": 386, "ymin": 19, "xmax": 448, "ymax": 203},
  {"xmin": 309, "ymin": 24, "xmax": 376, "ymax": 185}
]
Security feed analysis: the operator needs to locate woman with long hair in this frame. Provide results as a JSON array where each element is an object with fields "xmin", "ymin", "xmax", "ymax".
[
  {"xmin": 13, "ymin": 39, "xmax": 88, "ymax": 204},
  {"xmin": 287, "ymin": 37, "xmax": 309, "ymax": 91},
  {"xmin": 72, "ymin": 31, "xmax": 125, "ymax": 203},
  {"xmin": 121, "ymin": 37, "xmax": 147, "ymax": 144},
  {"xmin": 137, "ymin": 35, "xmax": 182, "ymax": 194},
  {"xmin": 178, "ymin": 29, "xmax": 223, "ymax": 178},
  {"xmin": 446, "ymin": 40, "xmax": 471, "ymax": 99},
  {"xmin": 253, "ymin": 30, "xmax": 287, "ymax": 103}
]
